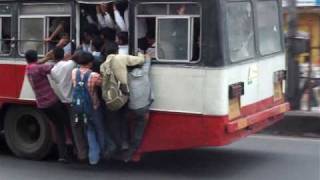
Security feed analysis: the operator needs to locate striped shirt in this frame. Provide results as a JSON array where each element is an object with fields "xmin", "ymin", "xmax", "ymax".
[{"xmin": 26, "ymin": 63, "xmax": 59, "ymax": 108}]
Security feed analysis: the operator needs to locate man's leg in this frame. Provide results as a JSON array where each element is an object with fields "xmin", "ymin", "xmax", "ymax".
[
  {"xmin": 68, "ymin": 106, "xmax": 88, "ymax": 161},
  {"xmin": 119, "ymin": 105, "xmax": 129, "ymax": 150},
  {"xmin": 91, "ymin": 107, "xmax": 105, "ymax": 153},
  {"xmin": 130, "ymin": 106, "xmax": 149, "ymax": 150},
  {"xmin": 86, "ymin": 119, "xmax": 100, "ymax": 165},
  {"xmin": 123, "ymin": 106, "xmax": 149, "ymax": 162},
  {"xmin": 42, "ymin": 102, "xmax": 68, "ymax": 160}
]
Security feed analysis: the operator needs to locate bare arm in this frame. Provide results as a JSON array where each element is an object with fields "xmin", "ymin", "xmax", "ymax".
[{"xmin": 45, "ymin": 23, "xmax": 64, "ymax": 42}]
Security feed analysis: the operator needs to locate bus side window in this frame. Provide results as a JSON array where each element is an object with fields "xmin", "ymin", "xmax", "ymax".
[
  {"xmin": 20, "ymin": 18, "xmax": 45, "ymax": 55},
  {"xmin": 47, "ymin": 17, "xmax": 71, "ymax": 51},
  {"xmin": 18, "ymin": 3, "xmax": 71, "ymax": 56},
  {"xmin": 136, "ymin": 3, "xmax": 201, "ymax": 62},
  {"xmin": 0, "ymin": 4, "xmax": 12, "ymax": 55}
]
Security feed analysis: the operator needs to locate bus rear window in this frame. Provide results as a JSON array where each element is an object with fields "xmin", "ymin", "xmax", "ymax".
[
  {"xmin": 226, "ymin": 2, "xmax": 254, "ymax": 62},
  {"xmin": 257, "ymin": 1, "xmax": 282, "ymax": 55}
]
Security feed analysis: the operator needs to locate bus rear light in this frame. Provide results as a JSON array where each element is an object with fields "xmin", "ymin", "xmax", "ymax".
[
  {"xmin": 229, "ymin": 82, "xmax": 244, "ymax": 120},
  {"xmin": 229, "ymin": 82, "xmax": 244, "ymax": 99},
  {"xmin": 229, "ymin": 97, "xmax": 241, "ymax": 120}
]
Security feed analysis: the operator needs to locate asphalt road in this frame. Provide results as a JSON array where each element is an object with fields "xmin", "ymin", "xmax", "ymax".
[{"xmin": 0, "ymin": 135, "xmax": 319, "ymax": 180}]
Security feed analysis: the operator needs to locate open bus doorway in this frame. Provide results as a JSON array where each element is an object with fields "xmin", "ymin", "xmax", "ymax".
[{"xmin": 76, "ymin": 1, "xmax": 129, "ymax": 56}]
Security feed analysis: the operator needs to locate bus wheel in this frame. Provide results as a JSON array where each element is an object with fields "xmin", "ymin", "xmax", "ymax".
[{"xmin": 4, "ymin": 106, "xmax": 53, "ymax": 160}]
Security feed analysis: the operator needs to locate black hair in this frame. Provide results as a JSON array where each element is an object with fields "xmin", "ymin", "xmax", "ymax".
[
  {"xmin": 138, "ymin": 37, "xmax": 148, "ymax": 52},
  {"xmin": 53, "ymin": 47, "xmax": 64, "ymax": 61},
  {"xmin": 100, "ymin": 27, "xmax": 116, "ymax": 42},
  {"xmin": 76, "ymin": 51, "xmax": 94, "ymax": 65},
  {"xmin": 117, "ymin": 32, "xmax": 128, "ymax": 45},
  {"xmin": 102, "ymin": 43, "xmax": 119, "ymax": 57},
  {"xmin": 92, "ymin": 37, "xmax": 104, "ymax": 52},
  {"xmin": 83, "ymin": 24, "xmax": 99, "ymax": 36},
  {"xmin": 25, "ymin": 50, "xmax": 38, "ymax": 63}
]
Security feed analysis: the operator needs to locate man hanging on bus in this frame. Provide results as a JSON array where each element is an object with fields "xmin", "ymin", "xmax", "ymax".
[{"xmin": 25, "ymin": 50, "xmax": 70, "ymax": 163}]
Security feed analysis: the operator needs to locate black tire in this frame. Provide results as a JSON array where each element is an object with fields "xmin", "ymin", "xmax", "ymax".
[{"xmin": 4, "ymin": 106, "xmax": 53, "ymax": 160}]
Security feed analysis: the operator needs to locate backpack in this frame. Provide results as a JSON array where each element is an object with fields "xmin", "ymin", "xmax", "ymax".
[
  {"xmin": 102, "ymin": 70, "xmax": 128, "ymax": 111},
  {"xmin": 72, "ymin": 69, "xmax": 93, "ymax": 121}
]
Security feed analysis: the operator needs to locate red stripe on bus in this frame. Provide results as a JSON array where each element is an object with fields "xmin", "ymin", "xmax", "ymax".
[
  {"xmin": 137, "ymin": 103, "xmax": 287, "ymax": 154},
  {"xmin": 0, "ymin": 64, "xmax": 26, "ymax": 99}
]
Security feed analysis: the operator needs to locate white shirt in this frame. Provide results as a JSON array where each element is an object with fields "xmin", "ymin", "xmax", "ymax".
[
  {"xmin": 97, "ymin": 12, "xmax": 115, "ymax": 29},
  {"xmin": 63, "ymin": 42, "xmax": 72, "ymax": 55},
  {"xmin": 118, "ymin": 45, "xmax": 129, "ymax": 55},
  {"xmin": 114, "ymin": 9, "xmax": 127, "ymax": 32},
  {"xmin": 49, "ymin": 60, "xmax": 76, "ymax": 103}
]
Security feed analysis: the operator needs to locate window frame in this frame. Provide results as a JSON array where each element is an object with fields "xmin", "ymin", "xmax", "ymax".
[
  {"xmin": 0, "ymin": 3, "xmax": 13, "ymax": 57},
  {"xmin": 256, "ymin": 0, "xmax": 283, "ymax": 56},
  {"xmin": 225, "ymin": 0, "xmax": 256, "ymax": 63},
  {"xmin": 135, "ymin": 2, "xmax": 202, "ymax": 64},
  {"xmin": 0, "ymin": 14, "xmax": 13, "ymax": 57}
]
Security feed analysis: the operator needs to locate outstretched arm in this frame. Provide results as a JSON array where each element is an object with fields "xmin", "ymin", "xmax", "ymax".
[{"xmin": 114, "ymin": 4, "xmax": 127, "ymax": 32}]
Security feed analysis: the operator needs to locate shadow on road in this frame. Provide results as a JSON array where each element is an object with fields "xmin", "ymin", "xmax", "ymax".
[{"xmin": 65, "ymin": 147, "xmax": 280, "ymax": 179}]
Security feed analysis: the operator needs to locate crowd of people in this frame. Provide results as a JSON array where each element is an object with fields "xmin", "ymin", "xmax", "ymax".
[{"xmin": 24, "ymin": 2, "xmax": 154, "ymax": 165}]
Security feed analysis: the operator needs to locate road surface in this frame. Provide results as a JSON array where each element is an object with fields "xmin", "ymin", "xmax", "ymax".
[{"xmin": 0, "ymin": 135, "xmax": 319, "ymax": 180}]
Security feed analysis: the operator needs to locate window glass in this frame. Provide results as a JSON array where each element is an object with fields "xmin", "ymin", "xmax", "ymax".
[
  {"xmin": 137, "ymin": 4, "xmax": 167, "ymax": 15},
  {"xmin": 20, "ymin": 4, "xmax": 71, "ymax": 15},
  {"xmin": 19, "ymin": 18, "xmax": 44, "ymax": 55},
  {"xmin": 257, "ymin": 1, "xmax": 281, "ymax": 55},
  {"xmin": 226, "ymin": 2, "xmax": 255, "ymax": 62},
  {"xmin": 169, "ymin": 4, "xmax": 200, "ymax": 15},
  {"xmin": 157, "ymin": 18, "xmax": 189, "ymax": 60},
  {"xmin": 0, "ymin": 4, "xmax": 11, "ymax": 15}
]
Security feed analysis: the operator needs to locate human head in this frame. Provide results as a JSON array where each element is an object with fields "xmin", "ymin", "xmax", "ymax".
[
  {"xmin": 53, "ymin": 47, "xmax": 64, "ymax": 61},
  {"xmin": 76, "ymin": 51, "xmax": 94, "ymax": 66},
  {"xmin": 102, "ymin": 43, "xmax": 119, "ymax": 57},
  {"xmin": 100, "ymin": 27, "xmax": 116, "ymax": 42},
  {"xmin": 82, "ymin": 24, "xmax": 99, "ymax": 43},
  {"xmin": 25, "ymin": 50, "xmax": 38, "ymax": 64},
  {"xmin": 116, "ymin": 32, "xmax": 128, "ymax": 45},
  {"xmin": 92, "ymin": 37, "xmax": 104, "ymax": 52}
]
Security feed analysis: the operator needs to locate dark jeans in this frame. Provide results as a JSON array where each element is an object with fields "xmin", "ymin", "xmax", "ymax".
[
  {"xmin": 129, "ymin": 106, "xmax": 149, "ymax": 151},
  {"xmin": 41, "ymin": 101, "xmax": 69, "ymax": 159}
]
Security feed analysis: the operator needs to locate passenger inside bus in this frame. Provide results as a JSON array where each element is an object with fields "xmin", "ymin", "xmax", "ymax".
[
  {"xmin": 78, "ymin": 1, "xmax": 129, "ymax": 54},
  {"xmin": 45, "ymin": 17, "xmax": 71, "ymax": 51}
]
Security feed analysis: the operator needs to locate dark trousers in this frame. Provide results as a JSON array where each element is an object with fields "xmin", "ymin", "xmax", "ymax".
[
  {"xmin": 105, "ymin": 105, "xmax": 129, "ymax": 150},
  {"xmin": 67, "ymin": 105, "xmax": 88, "ymax": 160},
  {"xmin": 41, "ymin": 101, "xmax": 69, "ymax": 159},
  {"xmin": 129, "ymin": 106, "xmax": 149, "ymax": 151}
]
